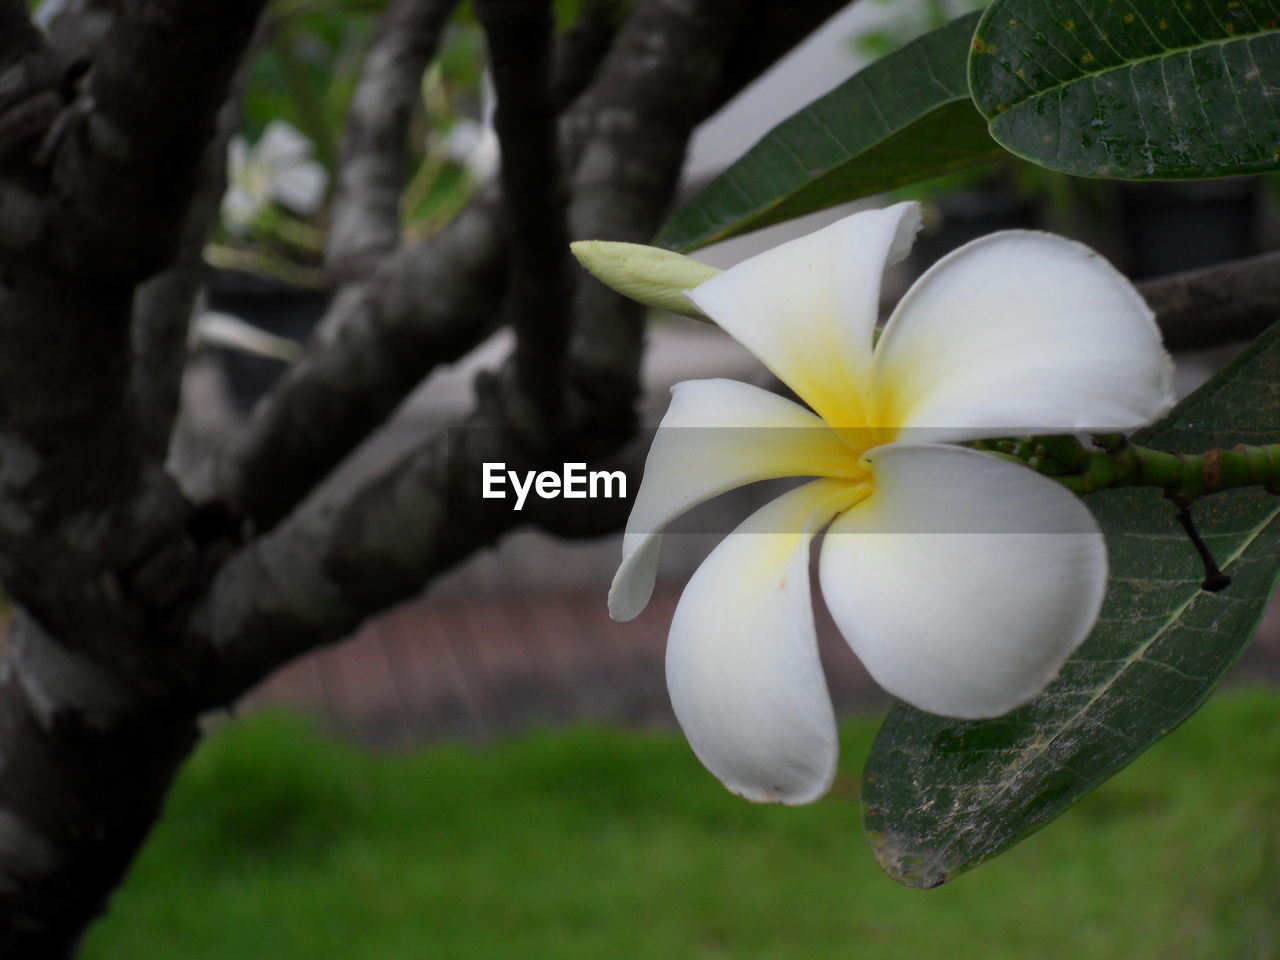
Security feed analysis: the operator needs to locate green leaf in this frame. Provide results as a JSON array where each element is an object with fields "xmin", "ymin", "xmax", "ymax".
[
  {"xmin": 969, "ymin": 0, "xmax": 1280, "ymax": 179},
  {"xmin": 655, "ymin": 12, "xmax": 1001, "ymax": 253},
  {"xmin": 863, "ymin": 320, "xmax": 1280, "ymax": 888}
]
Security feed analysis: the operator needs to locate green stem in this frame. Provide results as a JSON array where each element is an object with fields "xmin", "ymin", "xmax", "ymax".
[
  {"xmin": 980, "ymin": 434, "xmax": 1280, "ymax": 595},
  {"xmin": 986, "ymin": 436, "xmax": 1280, "ymax": 501}
]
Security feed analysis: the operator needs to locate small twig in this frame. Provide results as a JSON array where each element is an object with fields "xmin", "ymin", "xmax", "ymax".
[{"xmin": 983, "ymin": 433, "xmax": 1262, "ymax": 593}]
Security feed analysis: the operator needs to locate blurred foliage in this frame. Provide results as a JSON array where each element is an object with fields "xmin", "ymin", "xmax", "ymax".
[
  {"xmin": 210, "ymin": 0, "xmax": 499, "ymax": 279},
  {"xmin": 83, "ymin": 688, "xmax": 1280, "ymax": 959},
  {"xmin": 851, "ymin": 0, "xmax": 988, "ymax": 59}
]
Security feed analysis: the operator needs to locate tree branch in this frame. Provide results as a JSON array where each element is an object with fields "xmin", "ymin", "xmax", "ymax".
[
  {"xmin": 551, "ymin": 0, "xmax": 623, "ymax": 107},
  {"xmin": 478, "ymin": 0, "xmax": 574, "ymax": 429},
  {"xmin": 190, "ymin": 0, "xmax": 759, "ymax": 701},
  {"xmin": 220, "ymin": 1, "xmax": 622, "ymax": 527},
  {"xmin": 325, "ymin": 0, "xmax": 458, "ymax": 283},
  {"xmin": 711, "ymin": 0, "xmax": 849, "ymax": 106},
  {"xmin": 562, "ymin": 0, "xmax": 752, "ymax": 430},
  {"xmin": 44, "ymin": 0, "xmax": 266, "ymax": 282},
  {"xmin": 0, "ymin": 0, "xmax": 266, "ymax": 635},
  {"xmin": 132, "ymin": 38, "xmax": 259, "ymax": 461},
  {"xmin": 1140, "ymin": 251, "xmax": 1280, "ymax": 352},
  {"xmin": 222, "ymin": 194, "xmax": 509, "ymax": 526},
  {"xmin": 190, "ymin": 355, "xmax": 638, "ymax": 707},
  {"xmin": 220, "ymin": 0, "xmax": 823, "ymax": 531}
]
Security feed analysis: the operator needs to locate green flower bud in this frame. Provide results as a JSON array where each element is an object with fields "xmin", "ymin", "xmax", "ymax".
[{"xmin": 570, "ymin": 241, "xmax": 722, "ymax": 322}]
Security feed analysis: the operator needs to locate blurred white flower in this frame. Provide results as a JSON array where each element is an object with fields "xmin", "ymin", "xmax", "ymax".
[
  {"xmin": 441, "ymin": 73, "xmax": 499, "ymax": 183},
  {"xmin": 222, "ymin": 120, "xmax": 328, "ymax": 233}
]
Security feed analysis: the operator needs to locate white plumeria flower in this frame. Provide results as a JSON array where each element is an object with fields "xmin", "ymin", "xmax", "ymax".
[
  {"xmin": 222, "ymin": 120, "xmax": 329, "ymax": 233},
  {"xmin": 606, "ymin": 202, "xmax": 1175, "ymax": 805}
]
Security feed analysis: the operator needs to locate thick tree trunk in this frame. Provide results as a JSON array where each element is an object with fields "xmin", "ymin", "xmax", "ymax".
[{"xmin": 0, "ymin": 617, "xmax": 199, "ymax": 958}]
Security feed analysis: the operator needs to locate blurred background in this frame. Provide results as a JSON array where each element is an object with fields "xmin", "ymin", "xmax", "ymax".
[
  {"xmin": 183, "ymin": 0, "xmax": 1280, "ymax": 749},
  {"xmin": 60, "ymin": 0, "xmax": 1280, "ymax": 956}
]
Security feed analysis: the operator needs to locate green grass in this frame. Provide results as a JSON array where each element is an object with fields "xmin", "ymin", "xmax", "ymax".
[{"xmin": 83, "ymin": 689, "xmax": 1280, "ymax": 960}]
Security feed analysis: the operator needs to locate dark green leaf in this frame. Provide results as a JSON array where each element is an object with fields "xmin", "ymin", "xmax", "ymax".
[
  {"xmin": 655, "ymin": 12, "xmax": 1001, "ymax": 253},
  {"xmin": 863, "ymin": 320, "xmax": 1280, "ymax": 888},
  {"xmin": 969, "ymin": 0, "xmax": 1280, "ymax": 178}
]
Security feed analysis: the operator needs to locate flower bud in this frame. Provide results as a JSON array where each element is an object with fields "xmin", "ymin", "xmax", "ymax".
[{"xmin": 570, "ymin": 241, "xmax": 722, "ymax": 321}]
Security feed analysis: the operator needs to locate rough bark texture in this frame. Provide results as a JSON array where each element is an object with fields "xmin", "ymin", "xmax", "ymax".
[
  {"xmin": 0, "ymin": 0, "xmax": 265, "ymax": 951},
  {"xmin": 0, "ymin": 617, "xmax": 199, "ymax": 960},
  {"xmin": 222, "ymin": 196, "xmax": 511, "ymax": 527},
  {"xmin": 0, "ymin": 2, "xmax": 863, "ymax": 953}
]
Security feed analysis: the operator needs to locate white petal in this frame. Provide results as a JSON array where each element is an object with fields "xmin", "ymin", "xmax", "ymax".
[
  {"xmin": 871, "ymin": 231, "xmax": 1174, "ymax": 443},
  {"xmin": 819, "ymin": 444, "xmax": 1107, "ymax": 719},
  {"xmin": 442, "ymin": 116, "xmax": 500, "ymax": 182},
  {"xmin": 256, "ymin": 119, "xmax": 314, "ymax": 171},
  {"xmin": 272, "ymin": 161, "xmax": 329, "ymax": 215},
  {"xmin": 609, "ymin": 378, "xmax": 858, "ymax": 621},
  {"xmin": 221, "ymin": 185, "xmax": 260, "ymax": 233},
  {"xmin": 686, "ymin": 203, "xmax": 921, "ymax": 429},
  {"xmin": 226, "ymin": 136, "xmax": 249, "ymax": 180},
  {"xmin": 442, "ymin": 118, "xmax": 486, "ymax": 162},
  {"xmin": 668, "ymin": 479, "xmax": 861, "ymax": 804}
]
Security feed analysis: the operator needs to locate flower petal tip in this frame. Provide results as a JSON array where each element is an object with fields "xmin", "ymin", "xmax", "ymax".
[
  {"xmin": 607, "ymin": 575, "xmax": 645, "ymax": 622},
  {"xmin": 726, "ymin": 775, "xmax": 833, "ymax": 806}
]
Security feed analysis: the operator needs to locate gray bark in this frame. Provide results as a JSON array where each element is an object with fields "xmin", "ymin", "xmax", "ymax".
[{"xmin": 0, "ymin": 0, "xmax": 265, "ymax": 951}]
